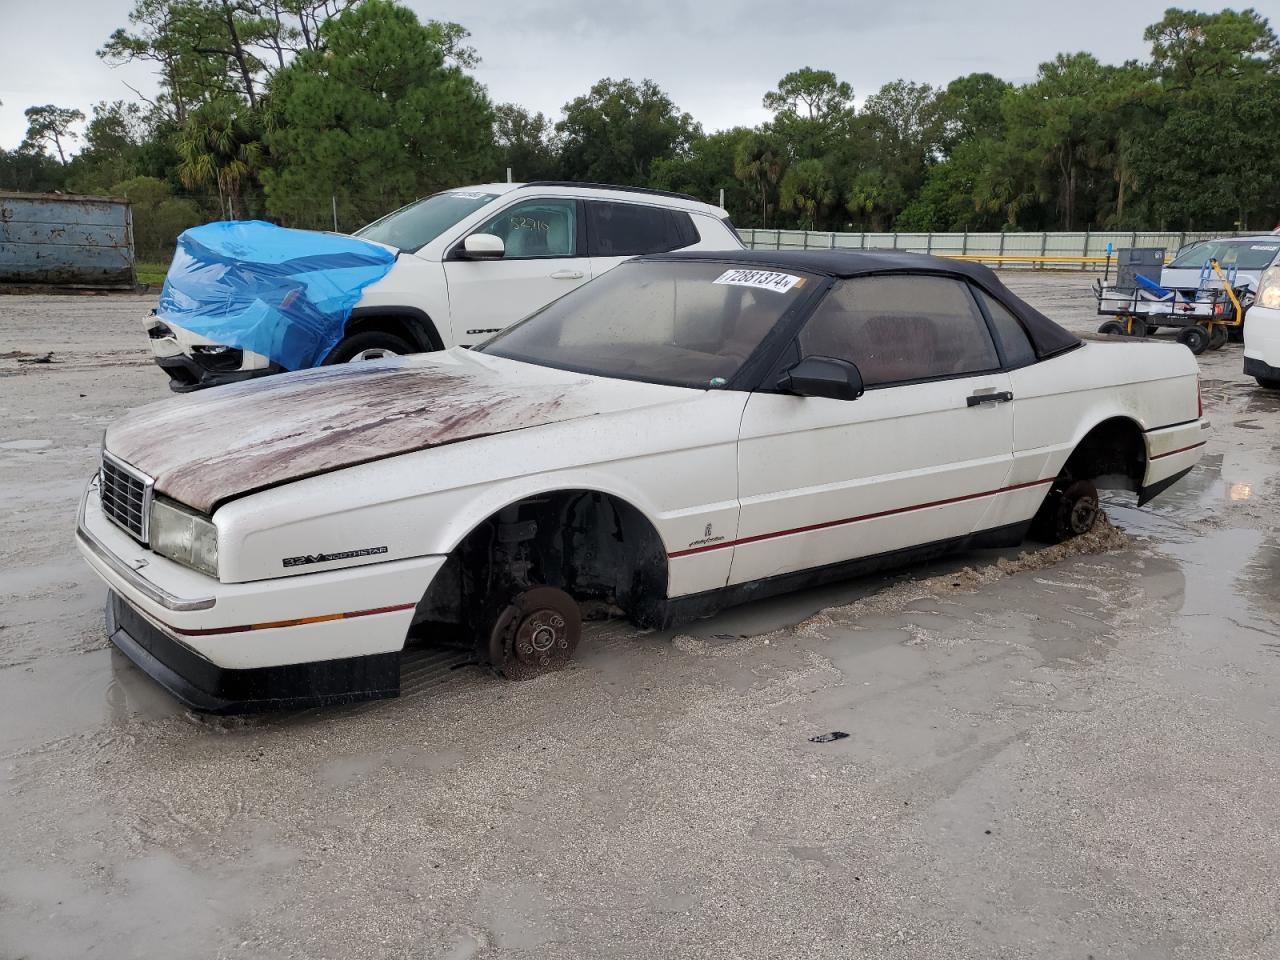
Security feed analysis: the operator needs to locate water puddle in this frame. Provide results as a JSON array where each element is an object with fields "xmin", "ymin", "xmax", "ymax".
[
  {"xmin": 0, "ymin": 437, "xmax": 52, "ymax": 451},
  {"xmin": 0, "ymin": 646, "xmax": 183, "ymax": 757}
]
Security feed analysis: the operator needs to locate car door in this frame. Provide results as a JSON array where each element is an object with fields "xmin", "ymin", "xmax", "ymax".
[
  {"xmin": 962, "ymin": 285, "xmax": 1061, "ymax": 533},
  {"xmin": 442, "ymin": 197, "xmax": 591, "ymax": 345},
  {"xmin": 585, "ymin": 200, "xmax": 699, "ymax": 279},
  {"xmin": 730, "ymin": 273, "xmax": 1016, "ymax": 587}
]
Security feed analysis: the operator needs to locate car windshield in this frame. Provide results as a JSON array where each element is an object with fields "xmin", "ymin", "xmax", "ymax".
[
  {"xmin": 1170, "ymin": 239, "xmax": 1280, "ymax": 271},
  {"xmin": 355, "ymin": 190, "xmax": 499, "ymax": 252},
  {"xmin": 478, "ymin": 260, "xmax": 817, "ymax": 388}
]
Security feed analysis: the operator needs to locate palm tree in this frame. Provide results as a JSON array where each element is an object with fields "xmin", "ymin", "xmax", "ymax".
[
  {"xmin": 972, "ymin": 140, "xmax": 1038, "ymax": 228},
  {"xmin": 175, "ymin": 101, "xmax": 263, "ymax": 219},
  {"xmin": 780, "ymin": 159, "xmax": 836, "ymax": 230},
  {"xmin": 734, "ymin": 132, "xmax": 785, "ymax": 228}
]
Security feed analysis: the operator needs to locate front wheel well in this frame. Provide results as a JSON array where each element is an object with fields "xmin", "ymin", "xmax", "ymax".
[
  {"xmin": 1061, "ymin": 416, "xmax": 1147, "ymax": 493},
  {"xmin": 411, "ymin": 490, "xmax": 670, "ymax": 644},
  {"xmin": 345, "ymin": 309, "xmax": 443, "ymax": 353}
]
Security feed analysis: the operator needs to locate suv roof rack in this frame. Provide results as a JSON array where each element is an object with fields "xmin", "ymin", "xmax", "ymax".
[{"xmin": 523, "ymin": 181, "xmax": 703, "ymax": 204}]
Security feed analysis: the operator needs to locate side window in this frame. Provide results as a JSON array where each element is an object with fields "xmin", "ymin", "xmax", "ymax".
[
  {"xmin": 799, "ymin": 275, "xmax": 1000, "ymax": 387},
  {"xmin": 473, "ymin": 199, "xmax": 577, "ymax": 259},
  {"xmin": 587, "ymin": 201, "xmax": 692, "ymax": 256},
  {"xmin": 976, "ymin": 288, "xmax": 1036, "ymax": 367}
]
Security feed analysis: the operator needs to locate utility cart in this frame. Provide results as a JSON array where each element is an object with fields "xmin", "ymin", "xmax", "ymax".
[{"xmin": 1093, "ymin": 247, "xmax": 1244, "ymax": 355}]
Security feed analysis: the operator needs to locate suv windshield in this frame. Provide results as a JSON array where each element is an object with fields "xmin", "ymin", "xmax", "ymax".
[
  {"xmin": 479, "ymin": 260, "xmax": 816, "ymax": 388},
  {"xmin": 355, "ymin": 191, "xmax": 498, "ymax": 252},
  {"xmin": 1170, "ymin": 239, "xmax": 1280, "ymax": 271}
]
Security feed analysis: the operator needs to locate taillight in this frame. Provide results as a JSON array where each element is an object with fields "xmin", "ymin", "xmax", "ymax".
[{"xmin": 1197, "ymin": 377, "xmax": 1203, "ymax": 419}]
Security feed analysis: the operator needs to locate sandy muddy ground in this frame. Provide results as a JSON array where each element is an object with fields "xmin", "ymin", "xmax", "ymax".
[{"xmin": 1, "ymin": 275, "xmax": 1278, "ymax": 959}]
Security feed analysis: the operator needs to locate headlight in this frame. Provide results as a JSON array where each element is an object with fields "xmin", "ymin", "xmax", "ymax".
[
  {"xmin": 1259, "ymin": 265, "xmax": 1280, "ymax": 310},
  {"xmin": 149, "ymin": 498, "xmax": 219, "ymax": 577}
]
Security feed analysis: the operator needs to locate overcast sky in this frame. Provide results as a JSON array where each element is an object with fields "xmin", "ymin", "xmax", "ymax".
[{"xmin": 0, "ymin": 0, "xmax": 1196, "ymax": 151}]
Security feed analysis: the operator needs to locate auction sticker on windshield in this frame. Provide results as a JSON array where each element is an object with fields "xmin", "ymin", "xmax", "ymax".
[{"xmin": 713, "ymin": 269, "xmax": 802, "ymax": 294}]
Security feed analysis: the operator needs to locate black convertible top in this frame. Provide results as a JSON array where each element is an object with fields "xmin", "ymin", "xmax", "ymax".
[{"xmin": 648, "ymin": 248, "xmax": 1082, "ymax": 361}]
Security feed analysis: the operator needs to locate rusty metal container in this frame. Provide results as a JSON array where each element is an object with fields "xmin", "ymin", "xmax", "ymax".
[{"xmin": 0, "ymin": 191, "xmax": 135, "ymax": 289}]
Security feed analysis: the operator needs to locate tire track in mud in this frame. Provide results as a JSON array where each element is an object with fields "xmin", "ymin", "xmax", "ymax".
[
  {"xmin": 0, "ymin": 351, "xmax": 149, "ymax": 378},
  {"xmin": 670, "ymin": 518, "xmax": 1133, "ymax": 659},
  {"xmin": 800, "ymin": 519, "xmax": 1132, "ymax": 635}
]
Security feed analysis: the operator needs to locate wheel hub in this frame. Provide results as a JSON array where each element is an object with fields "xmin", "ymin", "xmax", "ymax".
[
  {"xmin": 486, "ymin": 586, "xmax": 581, "ymax": 680},
  {"xmin": 515, "ymin": 609, "xmax": 568, "ymax": 663}
]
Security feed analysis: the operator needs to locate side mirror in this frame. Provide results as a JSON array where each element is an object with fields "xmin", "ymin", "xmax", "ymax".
[
  {"xmin": 458, "ymin": 234, "xmax": 505, "ymax": 260},
  {"xmin": 777, "ymin": 355, "xmax": 864, "ymax": 401}
]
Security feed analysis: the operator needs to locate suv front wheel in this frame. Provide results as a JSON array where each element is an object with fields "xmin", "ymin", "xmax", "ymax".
[{"xmin": 323, "ymin": 331, "xmax": 414, "ymax": 364}]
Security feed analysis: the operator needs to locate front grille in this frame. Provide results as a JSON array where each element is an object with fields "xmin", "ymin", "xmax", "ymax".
[{"xmin": 100, "ymin": 453, "xmax": 153, "ymax": 543}]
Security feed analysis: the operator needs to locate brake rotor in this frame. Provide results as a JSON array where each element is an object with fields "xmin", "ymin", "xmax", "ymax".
[{"xmin": 487, "ymin": 586, "xmax": 581, "ymax": 681}]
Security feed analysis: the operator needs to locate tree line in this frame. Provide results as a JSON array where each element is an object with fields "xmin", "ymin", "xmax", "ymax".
[{"xmin": 2, "ymin": 1, "xmax": 1277, "ymax": 261}]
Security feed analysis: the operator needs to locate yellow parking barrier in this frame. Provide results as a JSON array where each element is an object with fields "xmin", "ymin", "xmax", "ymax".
[{"xmin": 944, "ymin": 254, "xmax": 1121, "ymax": 265}]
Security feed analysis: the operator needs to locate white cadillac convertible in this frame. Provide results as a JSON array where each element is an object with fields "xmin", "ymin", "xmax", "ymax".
[{"xmin": 77, "ymin": 251, "xmax": 1207, "ymax": 712}]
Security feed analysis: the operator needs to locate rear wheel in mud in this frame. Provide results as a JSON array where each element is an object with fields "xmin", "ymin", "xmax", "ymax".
[
  {"xmin": 323, "ymin": 331, "xmax": 413, "ymax": 364},
  {"xmin": 485, "ymin": 586, "xmax": 582, "ymax": 681},
  {"xmin": 1031, "ymin": 479, "xmax": 1100, "ymax": 544}
]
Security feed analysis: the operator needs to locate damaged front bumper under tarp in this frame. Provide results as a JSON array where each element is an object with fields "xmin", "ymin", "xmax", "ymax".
[{"xmin": 157, "ymin": 220, "xmax": 397, "ymax": 372}]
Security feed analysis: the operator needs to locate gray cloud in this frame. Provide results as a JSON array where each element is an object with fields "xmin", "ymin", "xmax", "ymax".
[{"xmin": 1, "ymin": 0, "xmax": 1177, "ymax": 151}]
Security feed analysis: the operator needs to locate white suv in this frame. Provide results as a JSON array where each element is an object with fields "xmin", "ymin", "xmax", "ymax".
[
  {"xmin": 144, "ymin": 181, "xmax": 743, "ymax": 390},
  {"xmin": 1245, "ymin": 260, "xmax": 1280, "ymax": 389}
]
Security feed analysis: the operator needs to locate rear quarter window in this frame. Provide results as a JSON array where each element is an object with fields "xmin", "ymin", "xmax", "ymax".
[
  {"xmin": 718, "ymin": 215, "xmax": 746, "ymax": 247},
  {"xmin": 975, "ymin": 288, "xmax": 1037, "ymax": 368},
  {"xmin": 587, "ymin": 201, "xmax": 698, "ymax": 257}
]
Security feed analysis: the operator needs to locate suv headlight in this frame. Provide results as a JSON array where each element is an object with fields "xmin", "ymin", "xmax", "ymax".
[
  {"xmin": 1258, "ymin": 265, "xmax": 1280, "ymax": 310},
  {"xmin": 150, "ymin": 498, "xmax": 219, "ymax": 577}
]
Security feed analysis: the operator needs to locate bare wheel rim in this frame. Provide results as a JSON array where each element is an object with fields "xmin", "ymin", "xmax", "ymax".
[
  {"xmin": 348, "ymin": 347, "xmax": 398, "ymax": 362},
  {"xmin": 1068, "ymin": 495, "xmax": 1099, "ymax": 534},
  {"xmin": 1059, "ymin": 480, "xmax": 1100, "ymax": 537}
]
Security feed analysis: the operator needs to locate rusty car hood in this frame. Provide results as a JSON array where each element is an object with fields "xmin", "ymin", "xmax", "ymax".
[{"xmin": 105, "ymin": 349, "xmax": 685, "ymax": 513}]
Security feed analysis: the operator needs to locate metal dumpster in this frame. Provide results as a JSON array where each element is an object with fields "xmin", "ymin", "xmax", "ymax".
[{"xmin": 0, "ymin": 192, "xmax": 135, "ymax": 289}]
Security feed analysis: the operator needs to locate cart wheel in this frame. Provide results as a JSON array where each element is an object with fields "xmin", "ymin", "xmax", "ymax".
[
  {"xmin": 485, "ymin": 586, "xmax": 581, "ymax": 681},
  {"xmin": 1098, "ymin": 320, "xmax": 1127, "ymax": 336},
  {"xmin": 1208, "ymin": 324, "xmax": 1228, "ymax": 350},
  {"xmin": 1031, "ymin": 479, "xmax": 1100, "ymax": 543},
  {"xmin": 1177, "ymin": 325, "xmax": 1210, "ymax": 355},
  {"xmin": 1144, "ymin": 324, "xmax": 1160, "ymax": 336}
]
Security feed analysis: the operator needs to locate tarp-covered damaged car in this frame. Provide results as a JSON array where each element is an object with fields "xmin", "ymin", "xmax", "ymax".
[{"xmin": 78, "ymin": 250, "xmax": 1207, "ymax": 713}]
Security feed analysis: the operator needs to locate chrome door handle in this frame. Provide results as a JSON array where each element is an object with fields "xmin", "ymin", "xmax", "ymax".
[
  {"xmin": 966, "ymin": 390, "xmax": 1014, "ymax": 407},
  {"xmin": 550, "ymin": 269, "xmax": 584, "ymax": 280}
]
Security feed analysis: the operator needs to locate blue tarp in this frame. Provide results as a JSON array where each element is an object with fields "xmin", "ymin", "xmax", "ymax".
[{"xmin": 157, "ymin": 221, "xmax": 398, "ymax": 370}]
